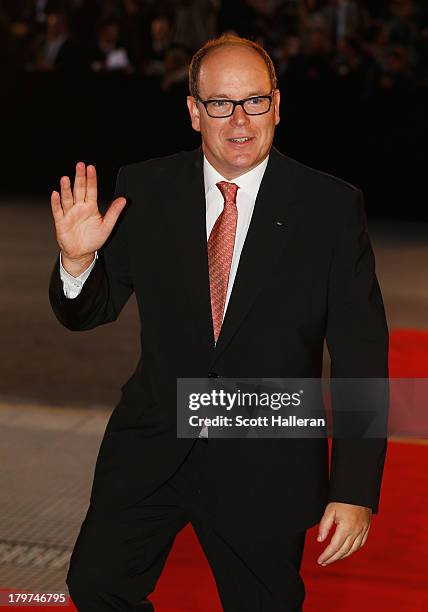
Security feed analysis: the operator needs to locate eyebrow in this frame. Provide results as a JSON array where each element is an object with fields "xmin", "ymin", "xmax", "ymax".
[{"xmin": 203, "ymin": 90, "xmax": 270, "ymax": 99}]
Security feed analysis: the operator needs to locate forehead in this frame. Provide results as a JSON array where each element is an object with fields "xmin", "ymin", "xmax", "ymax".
[{"xmin": 198, "ymin": 45, "xmax": 271, "ymax": 97}]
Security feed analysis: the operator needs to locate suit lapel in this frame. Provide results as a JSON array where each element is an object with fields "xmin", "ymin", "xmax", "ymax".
[{"xmin": 210, "ymin": 147, "xmax": 302, "ymax": 364}]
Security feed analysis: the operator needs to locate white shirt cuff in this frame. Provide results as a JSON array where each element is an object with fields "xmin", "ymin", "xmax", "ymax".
[{"xmin": 59, "ymin": 251, "xmax": 98, "ymax": 299}]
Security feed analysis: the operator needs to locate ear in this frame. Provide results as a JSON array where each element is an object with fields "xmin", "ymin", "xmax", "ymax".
[
  {"xmin": 273, "ymin": 89, "xmax": 280, "ymax": 126},
  {"xmin": 187, "ymin": 96, "xmax": 201, "ymax": 132}
]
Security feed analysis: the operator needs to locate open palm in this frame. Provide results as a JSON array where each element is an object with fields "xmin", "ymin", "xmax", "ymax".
[{"xmin": 51, "ymin": 162, "xmax": 127, "ymax": 260}]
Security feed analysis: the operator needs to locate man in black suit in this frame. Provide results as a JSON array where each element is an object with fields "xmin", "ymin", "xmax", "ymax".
[{"xmin": 49, "ymin": 34, "xmax": 388, "ymax": 612}]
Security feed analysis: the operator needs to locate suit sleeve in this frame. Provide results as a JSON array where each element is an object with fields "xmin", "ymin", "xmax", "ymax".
[
  {"xmin": 325, "ymin": 188, "xmax": 389, "ymax": 513},
  {"xmin": 48, "ymin": 167, "xmax": 134, "ymax": 331}
]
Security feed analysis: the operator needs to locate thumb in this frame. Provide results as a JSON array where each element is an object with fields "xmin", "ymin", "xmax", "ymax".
[
  {"xmin": 102, "ymin": 197, "xmax": 128, "ymax": 235},
  {"xmin": 317, "ymin": 508, "xmax": 336, "ymax": 542}
]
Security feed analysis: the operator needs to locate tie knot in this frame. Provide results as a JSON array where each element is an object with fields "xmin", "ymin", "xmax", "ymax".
[{"xmin": 216, "ymin": 181, "xmax": 239, "ymax": 204}]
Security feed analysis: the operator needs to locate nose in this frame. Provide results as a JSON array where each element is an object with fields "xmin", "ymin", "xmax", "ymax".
[{"xmin": 229, "ymin": 104, "xmax": 249, "ymax": 127}]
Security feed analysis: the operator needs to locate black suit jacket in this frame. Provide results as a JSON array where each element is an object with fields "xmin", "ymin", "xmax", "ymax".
[{"xmin": 49, "ymin": 146, "xmax": 389, "ymax": 532}]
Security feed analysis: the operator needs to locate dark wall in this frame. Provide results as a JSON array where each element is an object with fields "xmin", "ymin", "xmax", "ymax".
[{"xmin": 2, "ymin": 69, "xmax": 427, "ymax": 219}]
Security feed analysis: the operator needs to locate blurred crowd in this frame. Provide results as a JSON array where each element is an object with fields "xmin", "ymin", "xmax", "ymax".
[{"xmin": 0, "ymin": 0, "xmax": 427, "ymax": 94}]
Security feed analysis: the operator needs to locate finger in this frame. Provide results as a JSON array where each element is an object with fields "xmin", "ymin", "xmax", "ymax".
[
  {"xmin": 317, "ymin": 524, "xmax": 352, "ymax": 565},
  {"xmin": 361, "ymin": 527, "xmax": 370, "ymax": 547},
  {"xmin": 86, "ymin": 164, "xmax": 97, "ymax": 206},
  {"xmin": 60, "ymin": 176, "xmax": 73, "ymax": 212},
  {"xmin": 319, "ymin": 534, "xmax": 357, "ymax": 565},
  {"xmin": 340, "ymin": 532, "xmax": 366, "ymax": 560},
  {"xmin": 102, "ymin": 197, "xmax": 127, "ymax": 236},
  {"xmin": 341, "ymin": 526, "xmax": 370, "ymax": 559},
  {"xmin": 50, "ymin": 191, "xmax": 64, "ymax": 223},
  {"xmin": 317, "ymin": 510, "xmax": 335, "ymax": 542},
  {"xmin": 73, "ymin": 161, "xmax": 86, "ymax": 204},
  {"xmin": 318, "ymin": 532, "xmax": 351, "ymax": 565}
]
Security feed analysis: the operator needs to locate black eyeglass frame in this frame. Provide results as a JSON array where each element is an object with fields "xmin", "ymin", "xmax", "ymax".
[{"xmin": 196, "ymin": 90, "xmax": 276, "ymax": 118}]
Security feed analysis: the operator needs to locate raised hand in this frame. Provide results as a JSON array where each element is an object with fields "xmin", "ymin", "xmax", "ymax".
[{"xmin": 51, "ymin": 162, "xmax": 127, "ymax": 276}]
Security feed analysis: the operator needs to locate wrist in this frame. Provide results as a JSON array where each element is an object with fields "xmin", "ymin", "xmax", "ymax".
[{"xmin": 61, "ymin": 252, "xmax": 96, "ymax": 277}]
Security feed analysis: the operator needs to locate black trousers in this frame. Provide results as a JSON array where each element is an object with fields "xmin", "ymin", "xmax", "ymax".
[{"xmin": 67, "ymin": 438, "xmax": 307, "ymax": 611}]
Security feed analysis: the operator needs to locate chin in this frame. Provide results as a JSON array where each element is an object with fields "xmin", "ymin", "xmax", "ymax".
[
  {"xmin": 234, "ymin": 157, "xmax": 260, "ymax": 173},
  {"xmin": 229, "ymin": 152, "xmax": 257, "ymax": 166}
]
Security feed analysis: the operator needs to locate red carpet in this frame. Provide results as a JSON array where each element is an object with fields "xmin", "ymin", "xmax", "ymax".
[
  {"xmin": 388, "ymin": 329, "xmax": 428, "ymax": 437},
  {"xmin": 2, "ymin": 329, "xmax": 428, "ymax": 611},
  {"xmin": 389, "ymin": 329, "xmax": 428, "ymax": 377}
]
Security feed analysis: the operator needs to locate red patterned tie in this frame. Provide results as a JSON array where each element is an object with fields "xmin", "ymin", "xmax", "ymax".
[{"xmin": 208, "ymin": 181, "xmax": 239, "ymax": 343}]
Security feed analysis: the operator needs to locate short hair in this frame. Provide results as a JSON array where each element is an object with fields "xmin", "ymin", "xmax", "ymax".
[{"xmin": 188, "ymin": 34, "xmax": 277, "ymax": 99}]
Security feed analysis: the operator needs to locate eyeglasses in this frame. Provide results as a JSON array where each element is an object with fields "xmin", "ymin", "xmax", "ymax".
[{"xmin": 197, "ymin": 91, "xmax": 275, "ymax": 118}]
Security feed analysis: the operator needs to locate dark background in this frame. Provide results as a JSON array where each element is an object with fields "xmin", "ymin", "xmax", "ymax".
[{"xmin": 0, "ymin": 0, "xmax": 427, "ymax": 219}]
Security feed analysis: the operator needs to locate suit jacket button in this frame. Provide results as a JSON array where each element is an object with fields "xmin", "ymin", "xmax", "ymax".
[{"xmin": 208, "ymin": 372, "xmax": 219, "ymax": 378}]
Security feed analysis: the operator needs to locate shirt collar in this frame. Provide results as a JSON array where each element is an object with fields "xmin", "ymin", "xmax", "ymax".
[{"xmin": 203, "ymin": 154, "xmax": 269, "ymax": 200}]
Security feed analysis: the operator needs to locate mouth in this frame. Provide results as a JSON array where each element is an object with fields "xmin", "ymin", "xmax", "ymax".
[{"xmin": 226, "ymin": 136, "xmax": 255, "ymax": 146}]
